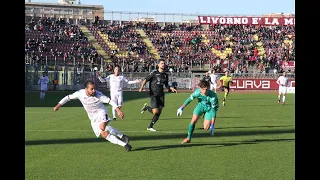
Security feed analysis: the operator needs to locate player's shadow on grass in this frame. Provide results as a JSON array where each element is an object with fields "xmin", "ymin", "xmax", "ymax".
[
  {"xmin": 240, "ymin": 104, "xmax": 294, "ymax": 106},
  {"xmin": 228, "ymin": 98, "xmax": 272, "ymax": 101},
  {"xmin": 219, "ymin": 116, "xmax": 243, "ymax": 119},
  {"xmin": 25, "ymin": 128, "xmax": 295, "ymax": 146},
  {"xmin": 138, "ymin": 117, "xmax": 190, "ymax": 120},
  {"xmin": 139, "ymin": 116, "xmax": 243, "ymax": 121},
  {"xmin": 132, "ymin": 138, "xmax": 295, "ymax": 151},
  {"xmin": 128, "ymin": 128, "xmax": 295, "ymax": 141},
  {"xmin": 197, "ymin": 124, "xmax": 294, "ymax": 130}
]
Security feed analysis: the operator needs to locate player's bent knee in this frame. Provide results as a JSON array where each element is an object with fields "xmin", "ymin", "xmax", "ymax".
[
  {"xmin": 152, "ymin": 109, "xmax": 160, "ymax": 114},
  {"xmin": 203, "ymin": 121, "xmax": 211, "ymax": 130},
  {"xmin": 100, "ymin": 131, "xmax": 109, "ymax": 139},
  {"xmin": 100, "ymin": 122, "xmax": 108, "ymax": 130}
]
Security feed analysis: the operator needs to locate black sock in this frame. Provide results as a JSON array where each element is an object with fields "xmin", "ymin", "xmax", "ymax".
[
  {"xmin": 148, "ymin": 113, "xmax": 160, "ymax": 128},
  {"xmin": 147, "ymin": 106, "xmax": 152, "ymax": 113}
]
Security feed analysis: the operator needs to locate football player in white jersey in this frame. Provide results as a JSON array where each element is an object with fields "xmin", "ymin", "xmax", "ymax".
[
  {"xmin": 276, "ymin": 71, "xmax": 289, "ymax": 105},
  {"xmin": 53, "ymin": 80, "xmax": 132, "ymax": 152},
  {"xmin": 209, "ymin": 69, "xmax": 220, "ymax": 93},
  {"xmin": 97, "ymin": 66, "xmax": 141, "ymax": 121},
  {"xmin": 38, "ymin": 72, "xmax": 49, "ymax": 100}
]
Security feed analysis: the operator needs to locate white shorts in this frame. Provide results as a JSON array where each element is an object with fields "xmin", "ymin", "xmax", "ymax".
[
  {"xmin": 40, "ymin": 85, "xmax": 48, "ymax": 91},
  {"xmin": 110, "ymin": 91, "xmax": 123, "ymax": 106},
  {"xmin": 90, "ymin": 112, "xmax": 111, "ymax": 137},
  {"xmin": 278, "ymin": 86, "xmax": 287, "ymax": 94},
  {"xmin": 210, "ymin": 84, "xmax": 217, "ymax": 90}
]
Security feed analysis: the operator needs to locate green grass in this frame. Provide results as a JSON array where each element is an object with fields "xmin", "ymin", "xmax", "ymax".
[{"xmin": 25, "ymin": 91, "xmax": 295, "ymax": 180}]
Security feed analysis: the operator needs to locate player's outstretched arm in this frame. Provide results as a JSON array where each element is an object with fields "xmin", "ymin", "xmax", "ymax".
[
  {"xmin": 181, "ymin": 93, "xmax": 195, "ymax": 108},
  {"xmin": 139, "ymin": 71, "xmax": 155, "ymax": 92},
  {"xmin": 124, "ymin": 76, "xmax": 142, "ymax": 84},
  {"xmin": 177, "ymin": 97, "xmax": 191, "ymax": 116},
  {"xmin": 127, "ymin": 79, "xmax": 141, "ymax": 84},
  {"xmin": 97, "ymin": 74, "xmax": 111, "ymax": 83},
  {"xmin": 97, "ymin": 76, "xmax": 107, "ymax": 83},
  {"xmin": 169, "ymin": 87, "xmax": 177, "ymax": 93},
  {"xmin": 53, "ymin": 91, "xmax": 80, "ymax": 112},
  {"xmin": 139, "ymin": 79, "xmax": 147, "ymax": 92},
  {"xmin": 177, "ymin": 91, "xmax": 197, "ymax": 116}
]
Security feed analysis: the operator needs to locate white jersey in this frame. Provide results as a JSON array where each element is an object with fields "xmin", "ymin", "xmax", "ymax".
[
  {"xmin": 59, "ymin": 89, "xmax": 111, "ymax": 121},
  {"xmin": 276, "ymin": 76, "xmax": 289, "ymax": 87},
  {"xmin": 209, "ymin": 74, "xmax": 219, "ymax": 85},
  {"xmin": 38, "ymin": 76, "xmax": 49, "ymax": 86},
  {"xmin": 58, "ymin": 89, "xmax": 120, "ymax": 137},
  {"xmin": 103, "ymin": 74, "xmax": 137, "ymax": 93},
  {"xmin": 277, "ymin": 75, "xmax": 289, "ymax": 94}
]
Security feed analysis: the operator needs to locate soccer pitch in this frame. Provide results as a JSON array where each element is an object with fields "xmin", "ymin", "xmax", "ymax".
[{"xmin": 25, "ymin": 91, "xmax": 295, "ymax": 180}]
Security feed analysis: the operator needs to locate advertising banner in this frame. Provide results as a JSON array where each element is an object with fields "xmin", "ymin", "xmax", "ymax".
[{"xmin": 198, "ymin": 16, "xmax": 295, "ymax": 26}]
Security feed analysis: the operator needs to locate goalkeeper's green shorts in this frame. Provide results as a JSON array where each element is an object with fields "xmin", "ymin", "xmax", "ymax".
[{"xmin": 192, "ymin": 103, "xmax": 217, "ymax": 120}]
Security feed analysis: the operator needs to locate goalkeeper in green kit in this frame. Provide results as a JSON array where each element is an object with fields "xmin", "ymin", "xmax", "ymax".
[{"xmin": 177, "ymin": 80, "xmax": 219, "ymax": 144}]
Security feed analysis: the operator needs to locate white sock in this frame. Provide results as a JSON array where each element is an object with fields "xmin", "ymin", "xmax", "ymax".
[
  {"xmin": 42, "ymin": 92, "xmax": 46, "ymax": 99},
  {"xmin": 282, "ymin": 96, "xmax": 286, "ymax": 102},
  {"xmin": 112, "ymin": 106, "xmax": 116, "ymax": 119},
  {"xmin": 106, "ymin": 134, "xmax": 126, "ymax": 147},
  {"xmin": 278, "ymin": 95, "xmax": 281, "ymax": 100},
  {"xmin": 105, "ymin": 126, "xmax": 123, "ymax": 138}
]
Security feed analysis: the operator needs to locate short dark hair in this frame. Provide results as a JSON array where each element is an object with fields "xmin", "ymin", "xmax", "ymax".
[
  {"xmin": 198, "ymin": 80, "xmax": 210, "ymax": 88},
  {"xmin": 158, "ymin": 59, "xmax": 165, "ymax": 64},
  {"xmin": 84, "ymin": 80, "xmax": 95, "ymax": 88}
]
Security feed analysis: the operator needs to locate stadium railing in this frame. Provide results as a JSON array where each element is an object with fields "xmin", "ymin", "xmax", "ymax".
[{"xmin": 25, "ymin": 65, "xmax": 295, "ymax": 92}]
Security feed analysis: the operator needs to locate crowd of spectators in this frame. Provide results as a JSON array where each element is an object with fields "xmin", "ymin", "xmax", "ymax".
[
  {"xmin": 25, "ymin": 18, "xmax": 295, "ymax": 75},
  {"xmin": 140, "ymin": 22, "xmax": 295, "ymax": 74},
  {"xmin": 90, "ymin": 23, "xmax": 156, "ymax": 73},
  {"xmin": 95, "ymin": 22, "xmax": 295, "ymax": 74},
  {"xmin": 25, "ymin": 17, "xmax": 103, "ymax": 70}
]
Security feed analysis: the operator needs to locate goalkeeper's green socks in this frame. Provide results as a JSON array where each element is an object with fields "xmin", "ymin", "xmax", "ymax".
[{"xmin": 187, "ymin": 123, "xmax": 195, "ymax": 140}]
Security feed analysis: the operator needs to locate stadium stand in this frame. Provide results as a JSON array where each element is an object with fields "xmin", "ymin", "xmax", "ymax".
[
  {"xmin": 25, "ymin": 17, "xmax": 295, "ymax": 75},
  {"xmin": 25, "ymin": 17, "xmax": 103, "ymax": 70}
]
